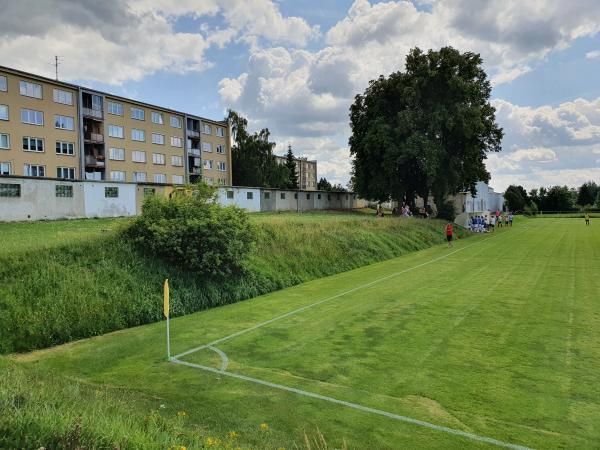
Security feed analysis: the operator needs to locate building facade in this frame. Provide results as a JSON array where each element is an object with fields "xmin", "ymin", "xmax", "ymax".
[
  {"xmin": 274, "ymin": 155, "xmax": 318, "ymax": 190},
  {"xmin": 0, "ymin": 66, "xmax": 232, "ymax": 186}
]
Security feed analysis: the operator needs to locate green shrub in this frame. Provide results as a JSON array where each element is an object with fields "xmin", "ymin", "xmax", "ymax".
[
  {"xmin": 523, "ymin": 202, "xmax": 539, "ymax": 216},
  {"xmin": 436, "ymin": 199, "xmax": 456, "ymax": 221},
  {"xmin": 127, "ymin": 183, "xmax": 256, "ymax": 277}
]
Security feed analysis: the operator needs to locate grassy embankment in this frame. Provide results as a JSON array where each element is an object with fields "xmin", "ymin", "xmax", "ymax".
[{"xmin": 0, "ymin": 212, "xmax": 462, "ymax": 354}]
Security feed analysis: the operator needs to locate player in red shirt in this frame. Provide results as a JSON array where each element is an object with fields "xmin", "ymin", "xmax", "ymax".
[{"xmin": 445, "ymin": 221, "xmax": 454, "ymax": 247}]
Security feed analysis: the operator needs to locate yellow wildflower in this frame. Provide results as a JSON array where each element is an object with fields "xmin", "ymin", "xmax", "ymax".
[
  {"xmin": 177, "ymin": 411, "xmax": 187, "ymax": 417},
  {"xmin": 228, "ymin": 431, "xmax": 238, "ymax": 439},
  {"xmin": 260, "ymin": 422, "xmax": 269, "ymax": 430}
]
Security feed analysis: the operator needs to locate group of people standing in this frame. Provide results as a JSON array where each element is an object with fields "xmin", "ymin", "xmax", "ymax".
[{"xmin": 468, "ymin": 210, "xmax": 513, "ymax": 233}]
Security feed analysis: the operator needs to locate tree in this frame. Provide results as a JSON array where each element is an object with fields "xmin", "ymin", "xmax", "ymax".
[
  {"xmin": 317, "ymin": 177, "xmax": 332, "ymax": 191},
  {"xmin": 228, "ymin": 110, "xmax": 288, "ymax": 188},
  {"xmin": 543, "ymin": 186, "xmax": 574, "ymax": 211},
  {"xmin": 577, "ymin": 181, "xmax": 598, "ymax": 206},
  {"xmin": 284, "ymin": 145, "xmax": 299, "ymax": 189},
  {"xmin": 331, "ymin": 183, "xmax": 347, "ymax": 192},
  {"xmin": 349, "ymin": 47, "xmax": 502, "ymax": 208},
  {"xmin": 504, "ymin": 185, "xmax": 529, "ymax": 211}
]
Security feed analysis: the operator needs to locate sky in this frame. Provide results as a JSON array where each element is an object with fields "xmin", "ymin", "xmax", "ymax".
[{"xmin": 2, "ymin": 0, "xmax": 600, "ymax": 192}]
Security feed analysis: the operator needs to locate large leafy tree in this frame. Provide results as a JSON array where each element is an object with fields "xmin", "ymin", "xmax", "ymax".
[
  {"xmin": 577, "ymin": 181, "xmax": 598, "ymax": 206},
  {"xmin": 229, "ymin": 110, "xmax": 289, "ymax": 188},
  {"xmin": 504, "ymin": 185, "xmax": 529, "ymax": 211},
  {"xmin": 349, "ymin": 47, "xmax": 503, "ymax": 207}
]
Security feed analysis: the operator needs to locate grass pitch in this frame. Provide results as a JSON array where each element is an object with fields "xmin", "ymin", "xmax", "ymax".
[{"xmin": 14, "ymin": 218, "xmax": 600, "ymax": 448}]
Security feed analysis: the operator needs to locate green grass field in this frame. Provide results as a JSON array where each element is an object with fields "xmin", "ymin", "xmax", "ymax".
[{"xmin": 9, "ymin": 218, "xmax": 600, "ymax": 449}]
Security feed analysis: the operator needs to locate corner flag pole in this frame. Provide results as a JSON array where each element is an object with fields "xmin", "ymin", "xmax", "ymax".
[{"xmin": 164, "ymin": 279, "xmax": 170, "ymax": 360}]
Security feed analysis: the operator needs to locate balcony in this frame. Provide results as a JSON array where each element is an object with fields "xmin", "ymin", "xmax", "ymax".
[
  {"xmin": 187, "ymin": 129, "xmax": 201, "ymax": 138},
  {"xmin": 188, "ymin": 167, "xmax": 201, "ymax": 174},
  {"xmin": 85, "ymin": 155, "xmax": 105, "ymax": 168},
  {"xmin": 82, "ymin": 107, "xmax": 103, "ymax": 120},
  {"xmin": 84, "ymin": 132, "xmax": 104, "ymax": 143},
  {"xmin": 188, "ymin": 148, "xmax": 201, "ymax": 156}
]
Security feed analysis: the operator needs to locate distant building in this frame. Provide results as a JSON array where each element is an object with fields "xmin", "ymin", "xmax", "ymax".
[
  {"xmin": 275, "ymin": 155, "xmax": 317, "ymax": 190},
  {"xmin": 453, "ymin": 181, "xmax": 505, "ymax": 214}
]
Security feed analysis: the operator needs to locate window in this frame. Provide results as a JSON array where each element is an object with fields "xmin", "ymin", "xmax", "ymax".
[
  {"xmin": 227, "ymin": 190, "xmax": 234, "ymax": 199},
  {"xmin": 131, "ymin": 129, "xmax": 145, "ymax": 142},
  {"xmin": 172, "ymin": 175, "xmax": 184, "ymax": 184},
  {"xmin": 56, "ymin": 185, "xmax": 73, "ymax": 197},
  {"xmin": 21, "ymin": 109, "xmax": 44, "ymax": 125},
  {"xmin": 280, "ymin": 193, "xmax": 286, "ymax": 200},
  {"xmin": 202, "ymin": 142, "xmax": 212, "ymax": 152},
  {"xmin": 0, "ymin": 134, "xmax": 9, "ymax": 149},
  {"xmin": 217, "ymin": 161, "xmax": 227, "ymax": 171},
  {"xmin": 294, "ymin": 193, "xmax": 298, "ymax": 199},
  {"xmin": 246, "ymin": 191, "xmax": 253, "ymax": 200},
  {"xmin": 105, "ymin": 187, "xmax": 119, "ymax": 198},
  {"xmin": 171, "ymin": 136, "xmax": 182, "ymax": 147},
  {"xmin": 24, "ymin": 164, "xmax": 45, "ymax": 177},
  {"xmin": 132, "ymin": 151, "xmax": 146, "ymax": 163},
  {"xmin": 53, "ymin": 89, "xmax": 73, "ymax": 105},
  {"xmin": 0, "ymin": 162, "xmax": 11, "ymax": 175},
  {"xmin": 0, "ymin": 76, "xmax": 6, "ymax": 92},
  {"xmin": 317, "ymin": 193, "xmax": 321, "ymax": 199},
  {"xmin": 19, "ymin": 80, "xmax": 42, "ymax": 98},
  {"xmin": 54, "ymin": 115, "xmax": 75, "ymax": 130},
  {"xmin": 154, "ymin": 173, "xmax": 166, "ymax": 183},
  {"xmin": 264, "ymin": 192, "xmax": 270, "ymax": 199},
  {"xmin": 151, "ymin": 112, "xmax": 164, "ymax": 124},
  {"xmin": 152, "ymin": 133, "xmax": 165, "ymax": 145},
  {"xmin": 171, "ymin": 155, "xmax": 183, "ymax": 166},
  {"xmin": 56, "ymin": 141, "xmax": 74, "ymax": 155},
  {"xmin": 143, "ymin": 187, "xmax": 155, "ymax": 197},
  {"xmin": 152, "ymin": 153, "xmax": 165, "ymax": 165},
  {"xmin": 108, "ymin": 124, "xmax": 124, "ymax": 138},
  {"xmin": 0, "ymin": 183, "xmax": 20, "ymax": 197},
  {"xmin": 0, "ymin": 105, "xmax": 8, "ymax": 121},
  {"xmin": 307, "ymin": 193, "xmax": 311, "ymax": 199},
  {"xmin": 203, "ymin": 159, "xmax": 213, "ymax": 170},
  {"xmin": 216, "ymin": 144, "xmax": 225, "ymax": 154},
  {"xmin": 202, "ymin": 123, "xmax": 212, "ymax": 134},
  {"xmin": 218, "ymin": 178, "xmax": 226, "ymax": 185},
  {"xmin": 23, "ymin": 137, "xmax": 44, "ymax": 152},
  {"xmin": 131, "ymin": 107, "xmax": 145, "ymax": 121},
  {"xmin": 109, "ymin": 147, "xmax": 125, "ymax": 160},
  {"xmin": 170, "ymin": 116, "xmax": 182, "ymax": 128},
  {"xmin": 132, "ymin": 172, "xmax": 147, "ymax": 182},
  {"xmin": 216, "ymin": 127, "xmax": 225, "ymax": 137},
  {"xmin": 57, "ymin": 167, "xmax": 75, "ymax": 179},
  {"xmin": 108, "ymin": 101, "xmax": 123, "ymax": 116},
  {"xmin": 110, "ymin": 171, "xmax": 125, "ymax": 181}
]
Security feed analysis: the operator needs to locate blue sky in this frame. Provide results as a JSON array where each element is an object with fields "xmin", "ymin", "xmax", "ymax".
[{"xmin": 2, "ymin": 0, "xmax": 600, "ymax": 191}]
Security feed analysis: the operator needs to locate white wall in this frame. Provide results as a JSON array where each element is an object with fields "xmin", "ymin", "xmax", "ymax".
[
  {"xmin": 0, "ymin": 178, "xmax": 85, "ymax": 221},
  {"xmin": 83, "ymin": 182, "xmax": 137, "ymax": 218},
  {"xmin": 217, "ymin": 187, "xmax": 261, "ymax": 212}
]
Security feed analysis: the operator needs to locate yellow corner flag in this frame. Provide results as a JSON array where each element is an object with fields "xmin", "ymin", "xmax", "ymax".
[{"xmin": 163, "ymin": 279, "xmax": 170, "ymax": 318}]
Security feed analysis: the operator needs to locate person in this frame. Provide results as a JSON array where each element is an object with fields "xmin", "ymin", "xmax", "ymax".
[
  {"xmin": 504, "ymin": 214, "xmax": 509, "ymax": 227},
  {"xmin": 497, "ymin": 214, "xmax": 503, "ymax": 228},
  {"xmin": 585, "ymin": 212, "xmax": 590, "ymax": 226},
  {"xmin": 489, "ymin": 214, "xmax": 496, "ymax": 232},
  {"xmin": 445, "ymin": 221, "xmax": 454, "ymax": 247},
  {"xmin": 508, "ymin": 212, "xmax": 514, "ymax": 227}
]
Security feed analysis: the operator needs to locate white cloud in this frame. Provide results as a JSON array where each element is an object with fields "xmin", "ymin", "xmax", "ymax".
[
  {"xmin": 586, "ymin": 50, "xmax": 600, "ymax": 59},
  {"xmin": 0, "ymin": 0, "xmax": 316, "ymax": 85},
  {"xmin": 507, "ymin": 147, "xmax": 557, "ymax": 163}
]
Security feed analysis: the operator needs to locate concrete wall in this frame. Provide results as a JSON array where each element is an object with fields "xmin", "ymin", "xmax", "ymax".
[
  {"xmin": 0, "ymin": 178, "xmax": 84, "ymax": 221},
  {"xmin": 216, "ymin": 187, "xmax": 261, "ymax": 212},
  {"xmin": 83, "ymin": 181, "xmax": 136, "ymax": 218},
  {"xmin": 0, "ymin": 177, "xmax": 366, "ymax": 222}
]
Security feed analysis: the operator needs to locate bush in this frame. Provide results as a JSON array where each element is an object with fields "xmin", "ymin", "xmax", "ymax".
[
  {"xmin": 436, "ymin": 199, "xmax": 456, "ymax": 221},
  {"xmin": 127, "ymin": 183, "xmax": 256, "ymax": 277},
  {"xmin": 523, "ymin": 202, "xmax": 538, "ymax": 216}
]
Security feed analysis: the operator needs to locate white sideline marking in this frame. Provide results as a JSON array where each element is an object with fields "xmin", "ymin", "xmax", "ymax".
[
  {"xmin": 174, "ymin": 229, "xmax": 528, "ymax": 360},
  {"xmin": 207, "ymin": 345, "xmax": 229, "ymax": 371},
  {"xmin": 171, "ymin": 357, "xmax": 533, "ymax": 450}
]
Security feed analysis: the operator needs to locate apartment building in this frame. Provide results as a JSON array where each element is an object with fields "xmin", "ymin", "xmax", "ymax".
[
  {"xmin": 0, "ymin": 66, "xmax": 232, "ymax": 186},
  {"xmin": 275, "ymin": 155, "xmax": 318, "ymax": 190}
]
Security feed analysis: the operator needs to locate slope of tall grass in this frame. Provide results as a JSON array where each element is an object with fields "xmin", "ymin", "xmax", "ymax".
[{"xmin": 0, "ymin": 212, "xmax": 467, "ymax": 353}]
